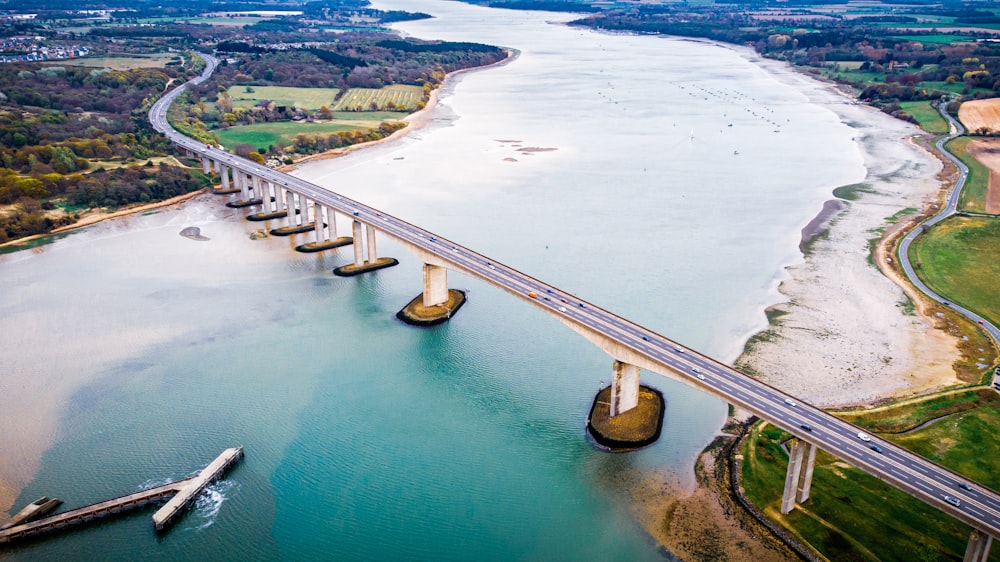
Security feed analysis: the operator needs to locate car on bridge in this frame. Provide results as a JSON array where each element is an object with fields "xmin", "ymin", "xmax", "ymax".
[
  {"xmin": 943, "ymin": 495, "xmax": 961, "ymax": 507},
  {"xmin": 857, "ymin": 432, "xmax": 871, "ymax": 442}
]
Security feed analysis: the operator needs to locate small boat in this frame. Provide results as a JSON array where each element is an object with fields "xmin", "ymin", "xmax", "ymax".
[{"xmin": 1, "ymin": 497, "xmax": 63, "ymax": 529}]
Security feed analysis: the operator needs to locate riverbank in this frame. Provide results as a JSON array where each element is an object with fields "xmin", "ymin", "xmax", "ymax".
[
  {"xmin": 278, "ymin": 49, "xmax": 518, "ymax": 170},
  {"xmin": 636, "ymin": 46, "xmax": 960, "ymax": 559}
]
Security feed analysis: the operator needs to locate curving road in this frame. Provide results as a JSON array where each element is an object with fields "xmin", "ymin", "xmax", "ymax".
[
  {"xmin": 150, "ymin": 54, "xmax": 1000, "ymax": 539},
  {"xmin": 896, "ymin": 104, "xmax": 1000, "ymax": 346}
]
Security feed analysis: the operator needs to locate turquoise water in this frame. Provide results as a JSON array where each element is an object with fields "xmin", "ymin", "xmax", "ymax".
[{"xmin": 1, "ymin": 1, "xmax": 867, "ymax": 560}]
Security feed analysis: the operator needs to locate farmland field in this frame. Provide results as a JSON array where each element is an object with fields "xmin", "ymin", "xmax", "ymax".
[
  {"xmin": 891, "ymin": 34, "xmax": 975, "ymax": 45},
  {"xmin": 214, "ymin": 118, "xmax": 405, "ymax": 151},
  {"xmin": 958, "ymin": 98, "xmax": 1000, "ymax": 133},
  {"xmin": 333, "ymin": 85, "xmax": 424, "ymax": 111},
  {"xmin": 910, "ymin": 215, "xmax": 1000, "ymax": 326},
  {"xmin": 225, "ymin": 86, "xmax": 340, "ymax": 111},
  {"xmin": 58, "ymin": 53, "xmax": 181, "ymax": 70}
]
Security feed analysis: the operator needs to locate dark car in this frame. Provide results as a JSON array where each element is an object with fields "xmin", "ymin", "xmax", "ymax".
[
  {"xmin": 800, "ymin": 424, "xmax": 813, "ymax": 432},
  {"xmin": 870, "ymin": 445, "xmax": 883, "ymax": 453},
  {"xmin": 959, "ymin": 482, "xmax": 972, "ymax": 491}
]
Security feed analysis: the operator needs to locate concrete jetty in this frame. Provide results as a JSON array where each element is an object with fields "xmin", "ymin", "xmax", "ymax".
[
  {"xmin": 0, "ymin": 447, "xmax": 243, "ymax": 545},
  {"xmin": 153, "ymin": 446, "xmax": 244, "ymax": 531},
  {"xmin": 0, "ymin": 479, "xmax": 192, "ymax": 544}
]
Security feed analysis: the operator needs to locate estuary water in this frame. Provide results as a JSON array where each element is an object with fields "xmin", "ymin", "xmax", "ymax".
[{"xmin": 1, "ymin": 1, "xmax": 865, "ymax": 559}]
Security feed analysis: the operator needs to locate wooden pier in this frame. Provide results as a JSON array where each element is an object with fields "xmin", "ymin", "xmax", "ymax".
[{"xmin": 0, "ymin": 447, "xmax": 243, "ymax": 545}]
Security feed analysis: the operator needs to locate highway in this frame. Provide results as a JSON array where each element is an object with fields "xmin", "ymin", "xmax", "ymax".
[{"xmin": 150, "ymin": 54, "xmax": 1000, "ymax": 539}]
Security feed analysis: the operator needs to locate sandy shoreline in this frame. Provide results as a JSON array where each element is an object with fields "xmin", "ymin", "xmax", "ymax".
[{"xmin": 629, "ymin": 44, "xmax": 962, "ymax": 560}]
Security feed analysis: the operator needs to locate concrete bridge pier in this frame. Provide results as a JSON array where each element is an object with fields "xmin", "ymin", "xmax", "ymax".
[
  {"xmin": 584, "ymin": 359, "xmax": 664, "ymax": 449},
  {"xmin": 251, "ymin": 175, "xmax": 262, "ymax": 201},
  {"xmin": 286, "ymin": 191, "xmax": 297, "ymax": 226},
  {"xmin": 965, "ymin": 530, "xmax": 994, "ymax": 562},
  {"xmin": 313, "ymin": 205, "xmax": 327, "ymax": 243},
  {"xmin": 201, "ymin": 157, "xmax": 211, "ymax": 174},
  {"xmin": 270, "ymin": 192, "xmax": 315, "ymax": 236},
  {"xmin": 295, "ymin": 206, "xmax": 351, "ymax": 253},
  {"xmin": 422, "ymin": 264, "xmax": 449, "ymax": 307},
  {"xmin": 332, "ymin": 220, "xmax": 398, "ymax": 277},
  {"xmin": 238, "ymin": 171, "xmax": 250, "ymax": 201},
  {"xmin": 219, "ymin": 163, "xmax": 230, "ymax": 190},
  {"xmin": 259, "ymin": 180, "xmax": 272, "ymax": 212},
  {"xmin": 394, "ymin": 262, "xmax": 466, "ymax": 326},
  {"xmin": 780, "ymin": 438, "xmax": 817, "ymax": 514},
  {"xmin": 610, "ymin": 360, "xmax": 640, "ymax": 416}
]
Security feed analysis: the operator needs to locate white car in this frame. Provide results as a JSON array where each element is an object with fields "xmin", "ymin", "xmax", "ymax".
[
  {"xmin": 857, "ymin": 432, "xmax": 871, "ymax": 442},
  {"xmin": 784, "ymin": 398, "xmax": 797, "ymax": 407},
  {"xmin": 696, "ymin": 374, "xmax": 706, "ymax": 381},
  {"xmin": 558, "ymin": 306, "xmax": 567, "ymax": 312}
]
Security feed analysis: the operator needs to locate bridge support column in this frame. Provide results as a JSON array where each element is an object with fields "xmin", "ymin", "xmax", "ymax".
[
  {"xmin": 251, "ymin": 175, "xmax": 262, "ymax": 200},
  {"xmin": 333, "ymin": 220, "xmax": 398, "ymax": 277},
  {"xmin": 314, "ymin": 205, "xmax": 327, "ymax": 243},
  {"xmin": 238, "ymin": 171, "xmax": 249, "ymax": 201},
  {"xmin": 220, "ymin": 164, "xmax": 230, "ymax": 190},
  {"xmin": 965, "ymin": 530, "xmax": 994, "ymax": 562},
  {"xmin": 610, "ymin": 360, "xmax": 640, "ymax": 417},
  {"xmin": 201, "ymin": 157, "xmax": 211, "ymax": 174},
  {"xmin": 781, "ymin": 439, "xmax": 817, "ymax": 513},
  {"xmin": 422, "ymin": 264, "xmax": 449, "ymax": 307},
  {"xmin": 286, "ymin": 191, "xmax": 296, "ymax": 226},
  {"xmin": 260, "ymin": 181, "xmax": 271, "ymax": 212},
  {"xmin": 796, "ymin": 440, "xmax": 817, "ymax": 503},
  {"xmin": 366, "ymin": 225, "xmax": 377, "ymax": 261},
  {"xmin": 352, "ymin": 220, "xmax": 364, "ymax": 265}
]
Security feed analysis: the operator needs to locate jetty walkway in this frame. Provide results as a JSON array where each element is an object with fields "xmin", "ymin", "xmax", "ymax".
[{"xmin": 0, "ymin": 447, "xmax": 242, "ymax": 545}]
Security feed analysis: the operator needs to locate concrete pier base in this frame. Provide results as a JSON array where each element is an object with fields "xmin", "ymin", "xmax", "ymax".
[
  {"xmin": 333, "ymin": 257, "xmax": 399, "ymax": 277},
  {"xmin": 587, "ymin": 385, "xmax": 664, "ymax": 450},
  {"xmin": 396, "ymin": 289, "xmax": 467, "ymax": 326},
  {"xmin": 247, "ymin": 210, "xmax": 288, "ymax": 222},
  {"xmin": 271, "ymin": 222, "xmax": 322, "ymax": 236},
  {"xmin": 226, "ymin": 198, "xmax": 263, "ymax": 208},
  {"xmin": 295, "ymin": 236, "xmax": 354, "ymax": 253}
]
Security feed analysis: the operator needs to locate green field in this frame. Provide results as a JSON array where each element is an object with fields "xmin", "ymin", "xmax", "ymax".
[
  {"xmin": 741, "ymin": 416, "xmax": 1000, "ymax": 561},
  {"xmin": 898, "ymin": 101, "xmax": 950, "ymax": 134},
  {"xmin": 892, "ymin": 34, "xmax": 976, "ymax": 45},
  {"xmin": 225, "ymin": 86, "xmax": 340, "ymax": 111},
  {"xmin": 836, "ymin": 389, "xmax": 1000, "ymax": 434},
  {"xmin": 944, "ymin": 136, "xmax": 991, "ymax": 212},
  {"xmin": 827, "ymin": 69, "xmax": 886, "ymax": 88},
  {"xmin": 58, "ymin": 53, "xmax": 181, "ymax": 70},
  {"xmin": 332, "ymin": 85, "xmax": 424, "ymax": 111},
  {"xmin": 214, "ymin": 118, "xmax": 404, "ymax": 151},
  {"xmin": 910, "ymin": 215, "xmax": 1000, "ymax": 328}
]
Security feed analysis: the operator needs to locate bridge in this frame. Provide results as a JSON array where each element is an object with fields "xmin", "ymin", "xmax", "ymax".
[{"xmin": 151, "ymin": 53, "xmax": 997, "ymax": 560}]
